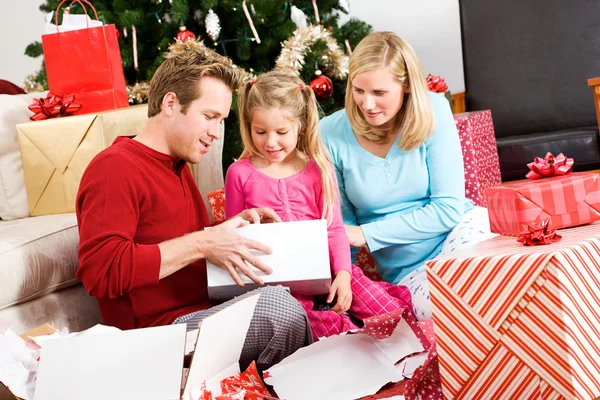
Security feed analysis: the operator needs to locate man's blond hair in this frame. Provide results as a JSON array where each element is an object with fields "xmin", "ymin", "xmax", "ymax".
[{"xmin": 147, "ymin": 48, "xmax": 242, "ymax": 117}]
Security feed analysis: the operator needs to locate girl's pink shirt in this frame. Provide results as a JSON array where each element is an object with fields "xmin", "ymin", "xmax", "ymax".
[{"xmin": 225, "ymin": 157, "xmax": 352, "ymax": 275}]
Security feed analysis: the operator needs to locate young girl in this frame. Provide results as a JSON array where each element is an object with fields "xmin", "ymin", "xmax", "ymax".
[{"xmin": 225, "ymin": 71, "xmax": 412, "ymax": 338}]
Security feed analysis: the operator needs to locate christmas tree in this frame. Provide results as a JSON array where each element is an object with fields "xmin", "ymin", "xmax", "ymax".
[{"xmin": 25, "ymin": 0, "xmax": 372, "ymax": 169}]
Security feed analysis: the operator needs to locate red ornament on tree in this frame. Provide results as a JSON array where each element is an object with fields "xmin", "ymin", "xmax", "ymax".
[
  {"xmin": 310, "ymin": 71, "xmax": 333, "ymax": 100},
  {"xmin": 176, "ymin": 25, "xmax": 196, "ymax": 42}
]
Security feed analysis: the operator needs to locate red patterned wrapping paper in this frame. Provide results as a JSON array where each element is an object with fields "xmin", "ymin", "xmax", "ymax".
[
  {"xmin": 486, "ymin": 172, "xmax": 600, "ymax": 236},
  {"xmin": 454, "ymin": 110, "xmax": 502, "ymax": 207},
  {"xmin": 208, "ymin": 188, "xmax": 227, "ymax": 225}
]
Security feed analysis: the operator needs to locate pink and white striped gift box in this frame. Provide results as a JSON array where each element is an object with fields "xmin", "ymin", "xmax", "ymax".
[
  {"xmin": 426, "ymin": 222, "xmax": 600, "ymax": 399},
  {"xmin": 486, "ymin": 172, "xmax": 600, "ymax": 236}
]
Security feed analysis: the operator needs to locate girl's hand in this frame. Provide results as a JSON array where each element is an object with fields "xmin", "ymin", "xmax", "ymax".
[
  {"xmin": 237, "ymin": 208, "xmax": 282, "ymax": 224},
  {"xmin": 345, "ymin": 225, "xmax": 366, "ymax": 247},
  {"xmin": 327, "ymin": 270, "xmax": 352, "ymax": 314}
]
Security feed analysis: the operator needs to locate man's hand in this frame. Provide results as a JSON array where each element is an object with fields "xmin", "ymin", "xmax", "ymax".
[
  {"xmin": 237, "ymin": 208, "xmax": 282, "ymax": 224},
  {"xmin": 204, "ymin": 216, "xmax": 273, "ymax": 286},
  {"xmin": 327, "ymin": 270, "xmax": 352, "ymax": 314},
  {"xmin": 345, "ymin": 225, "xmax": 366, "ymax": 247}
]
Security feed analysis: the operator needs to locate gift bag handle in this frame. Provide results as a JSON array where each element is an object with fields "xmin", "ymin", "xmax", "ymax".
[{"xmin": 54, "ymin": 0, "xmax": 99, "ymax": 32}]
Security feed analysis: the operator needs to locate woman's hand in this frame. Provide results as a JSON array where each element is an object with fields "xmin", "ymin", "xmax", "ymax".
[
  {"xmin": 237, "ymin": 208, "xmax": 282, "ymax": 224},
  {"xmin": 327, "ymin": 270, "xmax": 352, "ymax": 314},
  {"xmin": 345, "ymin": 225, "xmax": 366, "ymax": 247}
]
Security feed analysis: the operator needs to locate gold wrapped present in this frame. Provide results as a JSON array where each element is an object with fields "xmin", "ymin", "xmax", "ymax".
[{"xmin": 16, "ymin": 105, "xmax": 148, "ymax": 216}]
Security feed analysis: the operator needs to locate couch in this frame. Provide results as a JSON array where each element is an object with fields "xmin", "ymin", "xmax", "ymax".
[
  {"xmin": 459, "ymin": 0, "xmax": 600, "ymax": 181},
  {"xmin": 0, "ymin": 94, "xmax": 225, "ymax": 334}
]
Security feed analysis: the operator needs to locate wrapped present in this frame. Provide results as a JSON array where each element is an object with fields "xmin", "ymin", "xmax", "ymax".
[
  {"xmin": 486, "ymin": 172, "xmax": 600, "ymax": 236},
  {"xmin": 454, "ymin": 110, "xmax": 502, "ymax": 207},
  {"xmin": 208, "ymin": 188, "xmax": 227, "ymax": 225},
  {"xmin": 16, "ymin": 105, "xmax": 148, "ymax": 216},
  {"xmin": 426, "ymin": 223, "xmax": 600, "ymax": 399},
  {"xmin": 355, "ymin": 246, "xmax": 381, "ymax": 281}
]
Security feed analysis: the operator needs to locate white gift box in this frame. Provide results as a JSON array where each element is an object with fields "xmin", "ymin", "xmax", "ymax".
[
  {"xmin": 28, "ymin": 295, "xmax": 260, "ymax": 400},
  {"xmin": 207, "ymin": 219, "xmax": 332, "ymax": 300}
]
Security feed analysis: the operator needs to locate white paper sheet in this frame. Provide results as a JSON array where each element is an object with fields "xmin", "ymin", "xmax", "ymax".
[
  {"xmin": 0, "ymin": 328, "xmax": 39, "ymax": 399},
  {"xmin": 402, "ymin": 352, "xmax": 429, "ymax": 379},
  {"xmin": 264, "ymin": 318, "xmax": 422, "ymax": 400},
  {"xmin": 374, "ymin": 319, "xmax": 425, "ymax": 364},
  {"xmin": 33, "ymin": 324, "xmax": 186, "ymax": 400},
  {"xmin": 44, "ymin": 11, "xmax": 103, "ymax": 34},
  {"xmin": 206, "ymin": 220, "xmax": 331, "ymax": 300},
  {"xmin": 183, "ymin": 294, "xmax": 261, "ymax": 399}
]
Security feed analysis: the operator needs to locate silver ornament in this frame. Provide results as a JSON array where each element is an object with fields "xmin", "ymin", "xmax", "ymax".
[
  {"xmin": 205, "ymin": 9, "xmax": 221, "ymax": 41},
  {"xmin": 291, "ymin": 6, "xmax": 308, "ymax": 30},
  {"xmin": 338, "ymin": 0, "xmax": 350, "ymax": 14}
]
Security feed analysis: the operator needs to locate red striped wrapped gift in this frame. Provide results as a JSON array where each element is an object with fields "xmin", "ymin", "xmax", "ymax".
[
  {"xmin": 426, "ymin": 222, "xmax": 600, "ymax": 399},
  {"xmin": 486, "ymin": 172, "xmax": 600, "ymax": 236}
]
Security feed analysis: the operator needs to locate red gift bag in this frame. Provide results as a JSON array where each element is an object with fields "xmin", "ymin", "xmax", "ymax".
[{"xmin": 41, "ymin": 0, "xmax": 128, "ymax": 115}]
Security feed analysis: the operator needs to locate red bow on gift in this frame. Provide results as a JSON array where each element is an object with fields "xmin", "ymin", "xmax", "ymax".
[
  {"xmin": 28, "ymin": 92, "xmax": 82, "ymax": 121},
  {"xmin": 426, "ymin": 74, "xmax": 448, "ymax": 93},
  {"xmin": 526, "ymin": 152, "xmax": 574, "ymax": 180},
  {"xmin": 517, "ymin": 219, "xmax": 562, "ymax": 246}
]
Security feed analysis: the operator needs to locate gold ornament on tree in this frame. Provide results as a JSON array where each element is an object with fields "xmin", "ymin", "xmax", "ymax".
[
  {"xmin": 127, "ymin": 82, "xmax": 150, "ymax": 105},
  {"xmin": 168, "ymin": 37, "xmax": 207, "ymax": 54},
  {"xmin": 23, "ymin": 74, "xmax": 45, "ymax": 93},
  {"xmin": 275, "ymin": 24, "xmax": 349, "ymax": 80}
]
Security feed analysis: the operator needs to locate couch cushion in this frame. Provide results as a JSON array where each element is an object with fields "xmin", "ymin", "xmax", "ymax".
[
  {"xmin": 0, "ymin": 92, "xmax": 47, "ymax": 220},
  {"xmin": 0, "ymin": 213, "xmax": 79, "ymax": 310},
  {"xmin": 0, "ymin": 284, "xmax": 102, "ymax": 333},
  {"xmin": 496, "ymin": 127, "xmax": 600, "ymax": 181}
]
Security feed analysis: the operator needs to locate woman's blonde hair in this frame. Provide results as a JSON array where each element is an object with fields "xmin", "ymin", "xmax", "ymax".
[
  {"xmin": 238, "ymin": 71, "xmax": 337, "ymax": 224},
  {"xmin": 346, "ymin": 31, "xmax": 435, "ymax": 152}
]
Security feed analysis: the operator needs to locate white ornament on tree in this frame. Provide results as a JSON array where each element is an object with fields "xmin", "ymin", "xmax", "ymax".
[
  {"xmin": 291, "ymin": 6, "xmax": 308, "ymax": 29},
  {"xmin": 338, "ymin": 0, "xmax": 350, "ymax": 14},
  {"xmin": 205, "ymin": 9, "xmax": 221, "ymax": 41}
]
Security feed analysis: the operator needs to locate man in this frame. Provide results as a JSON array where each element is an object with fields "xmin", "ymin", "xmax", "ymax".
[{"xmin": 76, "ymin": 48, "xmax": 312, "ymax": 370}]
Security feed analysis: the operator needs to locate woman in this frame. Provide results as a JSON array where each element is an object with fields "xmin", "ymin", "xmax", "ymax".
[{"xmin": 321, "ymin": 31, "xmax": 493, "ymax": 320}]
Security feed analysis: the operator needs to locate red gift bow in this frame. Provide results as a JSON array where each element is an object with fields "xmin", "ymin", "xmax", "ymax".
[
  {"xmin": 426, "ymin": 74, "xmax": 448, "ymax": 93},
  {"xmin": 517, "ymin": 219, "xmax": 562, "ymax": 246},
  {"xmin": 526, "ymin": 152, "xmax": 574, "ymax": 180},
  {"xmin": 28, "ymin": 92, "xmax": 82, "ymax": 121}
]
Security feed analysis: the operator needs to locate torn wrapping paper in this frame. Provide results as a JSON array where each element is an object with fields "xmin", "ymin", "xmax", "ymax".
[
  {"xmin": 0, "ymin": 322, "xmax": 71, "ymax": 400},
  {"xmin": 193, "ymin": 361, "xmax": 271, "ymax": 400},
  {"xmin": 264, "ymin": 309, "xmax": 431, "ymax": 400}
]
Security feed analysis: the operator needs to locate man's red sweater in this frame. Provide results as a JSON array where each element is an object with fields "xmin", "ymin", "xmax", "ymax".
[{"xmin": 76, "ymin": 137, "xmax": 215, "ymax": 329}]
